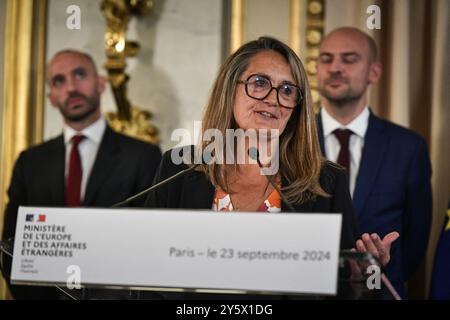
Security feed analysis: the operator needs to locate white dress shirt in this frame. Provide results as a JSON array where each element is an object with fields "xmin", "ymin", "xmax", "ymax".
[
  {"xmin": 320, "ymin": 106, "xmax": 370, "ymax": 197},
  {"xmin": 64, "ymin": 117, "xmax": 106, "ymax": 202}
]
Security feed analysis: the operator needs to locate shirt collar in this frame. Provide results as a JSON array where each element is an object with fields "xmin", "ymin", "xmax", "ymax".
[
  {"xmin": 321, "ymin": 106, "xmax": 370, "ymax": 138},
  {"xmin": 64, "ymin": 117, "xmax": 106, "ymax": 145}
]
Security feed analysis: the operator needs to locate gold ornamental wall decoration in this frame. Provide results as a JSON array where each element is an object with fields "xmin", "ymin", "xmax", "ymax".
[
  {"xmin": 101, "ymin": 0, "xmax": 159, "ymax": 144},
  {"xmin": 304, "ymin": 0, "xmax": 325, "ymax": 113}
]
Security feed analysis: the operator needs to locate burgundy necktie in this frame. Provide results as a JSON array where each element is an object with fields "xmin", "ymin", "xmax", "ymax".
[
  {"xmin": 65, "ymin": 135, "xmax": 85, "ymax": 207},
  {"xmin": 333, "ymin": 129, "xmax": 353, "ymax": 176}
]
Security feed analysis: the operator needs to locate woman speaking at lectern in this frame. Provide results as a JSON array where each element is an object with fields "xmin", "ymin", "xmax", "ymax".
[{"xmin": 146, "ymin": 37, "xmax": 398, "ymax": 266}]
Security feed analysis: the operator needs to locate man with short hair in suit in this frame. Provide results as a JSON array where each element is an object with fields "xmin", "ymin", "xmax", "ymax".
[
  {"xmin": 1, "ymin": 49, "xmax": 162, "ymax": 299},
  {"xmin": 315, "ymin": 27, "xmax": 432, "ymax": 297}
]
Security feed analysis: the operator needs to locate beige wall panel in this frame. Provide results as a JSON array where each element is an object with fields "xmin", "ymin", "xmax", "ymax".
[
  {"xmin": 246, "ymin": 0, "xmax": 290, "ymax": 44},
  {"xmin": 0, "ymin": 0, "xmax": 5, "ymax": 141}
]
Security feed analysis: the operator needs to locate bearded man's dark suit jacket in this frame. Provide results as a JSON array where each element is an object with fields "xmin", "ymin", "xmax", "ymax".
[
  {"xmin": 2, "ymin": 125, "xmax": 162, "ymax": 299},
  {"xmin": 317, "ymin": 111, "xmax": 432, "ymax": 297}
]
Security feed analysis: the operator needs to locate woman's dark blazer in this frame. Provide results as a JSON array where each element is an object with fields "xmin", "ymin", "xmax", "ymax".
[{"xmin": 146, "ymin": 147, "xmax": 358, "ymax": 249}]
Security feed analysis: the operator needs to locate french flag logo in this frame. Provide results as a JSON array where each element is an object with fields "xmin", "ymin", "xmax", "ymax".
[{"xmin": 25, "ymin": 214, "xmax": 34, "ymax": 222}]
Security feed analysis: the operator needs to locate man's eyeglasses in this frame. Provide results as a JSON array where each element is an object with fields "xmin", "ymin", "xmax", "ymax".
[{"xmin": 237, "ymin": 74, "xmax": 303, "ymax": 109}]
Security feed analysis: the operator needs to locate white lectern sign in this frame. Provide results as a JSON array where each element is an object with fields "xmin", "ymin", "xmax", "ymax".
[{"xmin": 12, "ymin": 207, "xmax": 342, "ymax": 295}]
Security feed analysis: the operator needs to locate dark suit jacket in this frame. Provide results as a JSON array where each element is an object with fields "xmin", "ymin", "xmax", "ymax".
[
  {"xmin": 317, "ymin": 111, "xmax": 432, "ymax": 296},
  {"xmin": 145, "ymin": 147, "xmax": 357, "ymax": 250},
  {"xmin": 2, "ymin": 125, "xmax": 162, "ymax": 299}
]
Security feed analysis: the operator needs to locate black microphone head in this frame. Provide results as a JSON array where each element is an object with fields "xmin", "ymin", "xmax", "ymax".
[{"xmin": 248, "ymin": 147, "xmax": 259, "ymax": 162}]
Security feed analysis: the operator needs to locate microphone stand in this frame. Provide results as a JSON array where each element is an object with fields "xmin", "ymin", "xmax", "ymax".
[{"xmin": 112, "ymin": 163, "xmax": 200, "ymax": 208}]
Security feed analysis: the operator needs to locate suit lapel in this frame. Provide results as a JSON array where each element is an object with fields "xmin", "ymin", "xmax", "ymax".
[
  {"xmin": 352, "ymin": 113, "xmax": 388, "ymax": 217},
  {"xmin": 83, "ymin": 127, "xmax": 119, "ymax": 205},
  {"xmin": 316, "ymin": 113, "xmax": 326, "ymax": 157},
  {"xmin": 48, "ymin": 135, "xmax": 66, "ymax": 206}
]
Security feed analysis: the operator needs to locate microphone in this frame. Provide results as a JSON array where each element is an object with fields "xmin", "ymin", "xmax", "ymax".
[
  {"xmin": 112, "ymin": 146, "xmax": 208, "ymax": 208},
  {"xmin": 248, "ymin": 147, "xmax": 296, "ymax": 212}
]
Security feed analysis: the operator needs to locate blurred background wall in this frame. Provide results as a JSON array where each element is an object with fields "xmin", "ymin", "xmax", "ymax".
[
  {"xmin": 45, "ymin": 0, "xmax": 224, "ymax": 151},
  {"xmin": 0, "ymin": 1, "xmax": 4, "ymax": 146}
]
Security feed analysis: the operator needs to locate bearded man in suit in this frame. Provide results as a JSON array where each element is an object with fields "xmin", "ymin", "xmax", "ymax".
[{"xmin": 2, "ymin": 49, "xmax": 161, "ymax": 299}]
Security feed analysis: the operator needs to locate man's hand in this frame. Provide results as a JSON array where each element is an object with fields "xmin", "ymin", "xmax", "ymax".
[{"xmin": 355, "ymin": 232, "xmax": 400, "ymax": 266}]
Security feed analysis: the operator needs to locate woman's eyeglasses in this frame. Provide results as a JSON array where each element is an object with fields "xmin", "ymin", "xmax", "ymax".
[{"xmin": 238, "ymin": 74, "xmax": 303, "ymax": 109}]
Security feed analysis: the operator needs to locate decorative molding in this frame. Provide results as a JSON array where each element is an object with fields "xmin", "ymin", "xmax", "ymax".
[
  {"xmin": 230, "ymin": 0, "xmax": 246, "ymax": 53},
  {"xmin": 34, "ymin": 1, "xmax": 47, "ymax": 143},
  {"xmin": 0, "ymin": 0, "xmax": 47, "ymax": 300},
  {"xmin": 289, "ymin": 0, "xmax": 302, "ymax": 56},
  {"xmin": 101, "ymin": 0, "xmax": 159, "ymax": 144},
  {"xmin": 304, "ymin": 0, "xmax": 325, "ymax": 112}
]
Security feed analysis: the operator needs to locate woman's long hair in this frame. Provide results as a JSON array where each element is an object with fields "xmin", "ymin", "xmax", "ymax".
[{"xmin": 199, "ymin": 36, "xmax": 327, "ymax": 204}]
